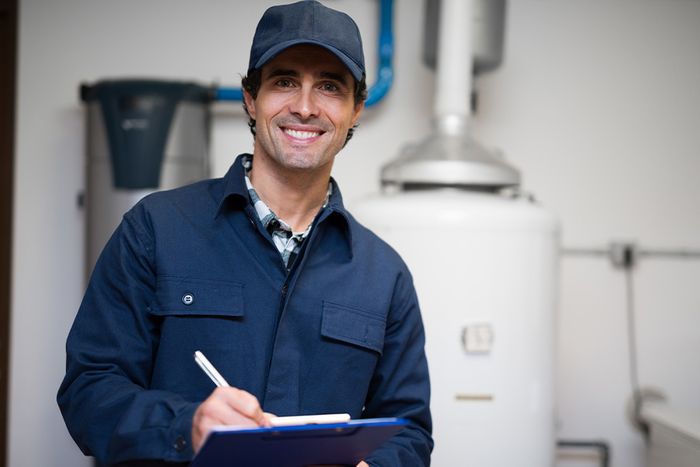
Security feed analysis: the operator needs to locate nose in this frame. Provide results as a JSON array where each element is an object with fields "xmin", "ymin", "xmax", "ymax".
[{"xmin": 288, "ymin": 85, "xmax": 319, "ymax": 120}]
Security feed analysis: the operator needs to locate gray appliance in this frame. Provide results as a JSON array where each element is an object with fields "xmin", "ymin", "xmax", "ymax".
[{"xmin": 81, "ymin": 79, "xmax": 211, "ymax": 273}]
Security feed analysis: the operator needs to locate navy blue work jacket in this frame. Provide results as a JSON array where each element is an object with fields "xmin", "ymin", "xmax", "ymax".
[{"xmin": 58, "ymin": 155, "xmax": 432, "ymax": 466}]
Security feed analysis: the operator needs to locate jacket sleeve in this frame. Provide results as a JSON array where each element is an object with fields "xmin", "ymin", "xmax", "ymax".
[
  {"xmin": 57, "ymin": 205, "xmax": 198, "ymax": 465},
  {"xmin": 363, "ymin": 269, "xmax": 433, "ymax": 466}
]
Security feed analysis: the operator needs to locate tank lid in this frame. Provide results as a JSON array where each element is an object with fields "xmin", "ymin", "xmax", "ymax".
[
  {"xmin": 80, "ymin": 79, "xmax": 212, "ymax": 190},
  {"xmin": 381, "ymin": 117, "xmax": 520, "ymax": 190},
  {"xmin": 80, "ymin": 79, "xmax": 213, "ymax": 103}
]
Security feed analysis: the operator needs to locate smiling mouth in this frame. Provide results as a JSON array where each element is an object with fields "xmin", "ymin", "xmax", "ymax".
[{"xmin": 283, "ymin": 128, "xmax": 323, "ymax": 140}]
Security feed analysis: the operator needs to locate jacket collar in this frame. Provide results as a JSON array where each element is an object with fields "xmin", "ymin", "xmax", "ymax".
[
  {"xmin": 215, "ymin": 154, "xmax": 354, "ymax": 256},
  {"xmin": 216, "ymin": 154, "xmax": 250, "ymax": 212}
]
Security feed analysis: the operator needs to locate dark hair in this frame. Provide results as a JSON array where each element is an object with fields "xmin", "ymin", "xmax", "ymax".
[{"xmin": 241, "ymin": 68, "xmax": 368, "ymax": 146}]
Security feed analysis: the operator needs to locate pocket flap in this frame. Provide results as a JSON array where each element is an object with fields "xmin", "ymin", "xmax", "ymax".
[
  {"xmin": 150, "ymin": 276, "xmax": 245, "ymax": 318},
  {"xmin": 321, "ymin": 301, "xmax": 386, "ymax": 354}
]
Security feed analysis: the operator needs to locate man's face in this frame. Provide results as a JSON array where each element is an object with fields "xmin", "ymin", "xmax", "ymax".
[{"xmin": 244, "ymin": 44, "xmax": 364, "ymax": 175}]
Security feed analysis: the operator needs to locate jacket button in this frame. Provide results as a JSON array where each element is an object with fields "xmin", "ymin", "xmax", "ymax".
[
  {"xmin": 173, "ymin": 435, "xmax": 187, "ymax": 451},
  {"xmin": 182, "ymin": 293, "xmax": 194, "ymax": 305}
]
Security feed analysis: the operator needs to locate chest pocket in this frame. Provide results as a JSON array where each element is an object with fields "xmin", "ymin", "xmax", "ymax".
[
  {"xmin": 320, "ymin": 301, "xmax": 386, "ymax": 355},
  {"xmin": 150, "ymin": 276, "xmax": 245, "ymax": 318}
]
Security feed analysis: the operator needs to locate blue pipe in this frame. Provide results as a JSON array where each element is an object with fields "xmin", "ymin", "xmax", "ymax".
[
  {"xmin": 365, "ymin": 0, "xmax": 394, "ymax": 107},
  {"xmin": 214, "ymin": 0, "xmax": 394, "ymax": 108},
  {"xmin": 215, "ymin": 87, "xmax": 243, "ymax": 101}
]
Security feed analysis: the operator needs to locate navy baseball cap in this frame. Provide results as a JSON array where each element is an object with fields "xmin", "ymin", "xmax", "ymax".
[{"xmin": 248, "ymin": 0, "xmax": 365, "ymax": 82}]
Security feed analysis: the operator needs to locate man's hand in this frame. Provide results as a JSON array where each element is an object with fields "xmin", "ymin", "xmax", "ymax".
[
  {"xmin": 192, "ymin": 387, "xmax": 270, "ymax": 453},
  {"xmin": 307, "ymin": 463, "xmax": 368, "ymax": 467}
]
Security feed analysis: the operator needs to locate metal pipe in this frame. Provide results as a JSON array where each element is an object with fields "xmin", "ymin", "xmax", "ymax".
[
  {"xmin": 557, "ymin": 439, "xmax": 611, "ymax": 467},
  {"xmin": 215, "ymin": 87, "xmax": 242, "ymax": 101},
  {"xmin": 215, "ymin": 0, "xmax": 395, "ymax": 108},
  {"xmin": 365, "ymin": 0, "xmax": 394, "ymax": 106},
  {"xmin": 561, "ymin": 245, "xmax": 700, "ymax": 262},
  {"xmin": 638, "ymin": 248, "xmax": 700, "ymax": 260},
  {"xmin": 434, "ymin": 0, "xmax": 473, "ymax": 133}
]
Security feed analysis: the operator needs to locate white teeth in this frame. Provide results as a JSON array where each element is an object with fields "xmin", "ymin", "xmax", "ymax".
[{"xmin": 284, "ymin": 128, "xmax": 320, "ymax": 140}]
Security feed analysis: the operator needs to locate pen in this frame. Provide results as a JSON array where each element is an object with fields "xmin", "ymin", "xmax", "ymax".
[
  {"xmin": 195, "ymin": 350, "xmax": 351, "ymax": 427},
  {"xmin": 194, "ymin": 350, "xmax": 230, "ymax": 387}
]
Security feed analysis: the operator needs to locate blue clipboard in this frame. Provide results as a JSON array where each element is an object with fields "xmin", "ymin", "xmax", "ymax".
[{"xmin": 190, "ymin": 417, "xmax": 406, "ymax": 467}]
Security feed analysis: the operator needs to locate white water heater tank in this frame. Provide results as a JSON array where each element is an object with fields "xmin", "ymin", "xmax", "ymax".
[{"xmin": 354, "ymin": 189, "xmax": 558, "ymax": 466}]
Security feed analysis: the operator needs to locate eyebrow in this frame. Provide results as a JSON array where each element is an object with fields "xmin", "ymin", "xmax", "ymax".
[
  {"xmin": 265, "ymin": 68, "xmax": 299, "ymax": 79},
  {"xmin": 265, "ymin": 68, "xmax": 351, "ymax": 87},
  {"xmin": 320, "ymin": 71, "xmax": 350, "ymax": 87}
]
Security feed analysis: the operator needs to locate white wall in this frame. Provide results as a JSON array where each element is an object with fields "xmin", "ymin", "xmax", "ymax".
[{"xmin": 11, "ymin": 0, "xmax": 700, "ymax": 466}]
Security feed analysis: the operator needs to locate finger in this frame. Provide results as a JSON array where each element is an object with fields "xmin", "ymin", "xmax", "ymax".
[
  {"xmin": 194, "ymin": 389, "xmax": 260, "ymax": 431},
  {"xmin": 218, "ymin": 388, "xmax": 268, "ymax": 425},
  {"xmin": 192, "ymin": 389, "xmax": 262, "ymax": 453},
  {"xmin": 263, "ymin": 412, "xmax": 276, "ymax": 427}
]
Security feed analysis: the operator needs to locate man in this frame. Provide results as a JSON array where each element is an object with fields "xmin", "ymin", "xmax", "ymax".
[{"xmin": 58, "ymin": 1, "xmax": 432, "ymax": 466}]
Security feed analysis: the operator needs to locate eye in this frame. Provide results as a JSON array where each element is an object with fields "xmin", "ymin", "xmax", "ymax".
[
  {"xmin": 320, "ymin": 82, "xmax": 340, "ymax": 93},
  {"xmin": 275, "ymin": 79, "xmax": 294, "ymax": 88}
]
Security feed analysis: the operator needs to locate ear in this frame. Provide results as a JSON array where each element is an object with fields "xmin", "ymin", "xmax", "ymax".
[
  {"xmin": 351, "ymin": 101, "xmax": 365, "ymax": 127},
  {"xmin": 243, "ymin": 89, "xmax": 257, "ymax": 120}
]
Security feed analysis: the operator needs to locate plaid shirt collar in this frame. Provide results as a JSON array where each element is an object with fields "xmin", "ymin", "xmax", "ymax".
[{"xmin": 242, "ymin": 154, "xmax": 332, "ymax": 267}]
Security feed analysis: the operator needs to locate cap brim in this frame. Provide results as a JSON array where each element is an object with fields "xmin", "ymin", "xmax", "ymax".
[{"xmin": 252, "ymin": 39, "xmax": 364, "ymax": 82}]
